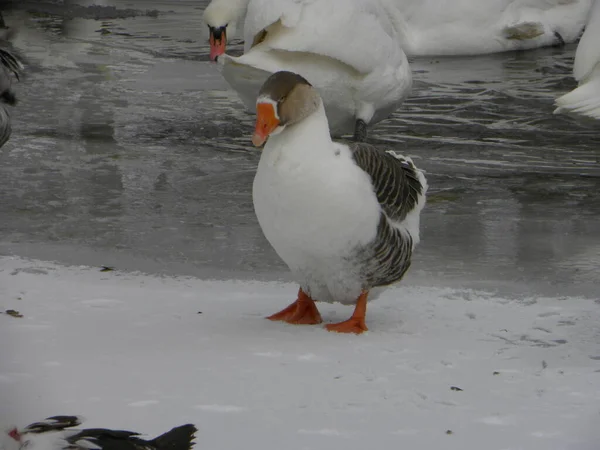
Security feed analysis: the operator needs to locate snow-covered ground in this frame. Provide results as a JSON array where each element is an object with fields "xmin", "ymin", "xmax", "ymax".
[{"xmin": 1, "ymin": 256, "xmax": 599, "ymax": 450}]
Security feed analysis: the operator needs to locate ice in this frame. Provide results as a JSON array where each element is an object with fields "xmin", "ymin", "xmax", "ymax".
[{"xmin": 1, "ymin": 7, "xmax": 599, "ymax": 298}]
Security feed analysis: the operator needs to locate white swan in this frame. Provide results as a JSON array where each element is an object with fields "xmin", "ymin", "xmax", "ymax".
[
  {"xmin": 203, "ymin": 0, "xmax": 592, "ymax": 58},
  {"xmin": 204, "ymin": 0, "xmax": 412, "ymax": 140},
  {"xmin": 387, "ymin": 0, "xmax": 592, "ymax": 56},
  {"xmin": 554, "ymin": 0, "xmax": 600, "ymax": 119},
  {"xmin": 251, "ymin": 71, "xmax": 427, "ymax": 333}
]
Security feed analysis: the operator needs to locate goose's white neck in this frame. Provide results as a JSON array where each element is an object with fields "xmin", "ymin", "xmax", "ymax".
[{"xmin": 264, "ymin": 100, "xmax": 332, "ymax": 159}]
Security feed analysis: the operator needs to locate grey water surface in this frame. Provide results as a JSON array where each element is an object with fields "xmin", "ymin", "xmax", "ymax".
[{"xmin": 0, "ymin": 0, "xmax": 599, "ymax": 299}]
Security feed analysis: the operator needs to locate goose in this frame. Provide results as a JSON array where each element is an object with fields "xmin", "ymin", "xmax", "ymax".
[
  {"xmin": 251, "ymin": 71, "xmax": 427, "ymax": 334},
  {"xmin": 4, "ymin": 415, "xmax": 197, "ymax": 450},
  {"xmin": 0, "ymin": 28, "xmax": 24, "ymax": 149},
  {"xmin": 554, "ymin": 0, "xmax": 600, "ymax": 119},
  {"xmin": 204, "ymin": 0, "xmax": 412, "ymax": 141}
]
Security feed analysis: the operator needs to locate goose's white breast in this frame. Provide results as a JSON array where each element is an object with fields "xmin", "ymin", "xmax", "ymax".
[{"xmin": 252, "ymin": 141, "xmax": 381, "ymax": 302}]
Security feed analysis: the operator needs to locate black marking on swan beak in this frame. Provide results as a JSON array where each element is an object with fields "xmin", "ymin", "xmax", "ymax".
[{"xmin": 208, "ymin": 25, "xmax": 227, "ymax": 42}]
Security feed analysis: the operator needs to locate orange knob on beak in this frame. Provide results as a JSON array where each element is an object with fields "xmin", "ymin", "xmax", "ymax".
[{"xmin": 252, "ymin": 102, "xmax": 280, "ymax": 147}]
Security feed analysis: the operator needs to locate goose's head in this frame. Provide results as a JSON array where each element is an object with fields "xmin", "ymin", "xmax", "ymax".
[
  {"xmin": 203, "ymin": 0, "xmax": 243, "ymax": 61},
  {"xmin": 252, "ymin": 71, "xmax": 320, "ymax": 147}
]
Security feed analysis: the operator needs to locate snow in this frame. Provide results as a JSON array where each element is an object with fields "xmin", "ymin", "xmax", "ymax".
[{"xmin": 1, "ymin": 255, "xmax": 599, "ymax": 450}]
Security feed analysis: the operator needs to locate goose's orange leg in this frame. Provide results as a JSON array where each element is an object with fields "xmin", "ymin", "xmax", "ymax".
[
  {"xmin": 267, "ymin": 288, "xmax": 323, "ymax": 325},
  {"xmin": 326, "ymin": 291, "xmax": 369, "ymax": 334}
]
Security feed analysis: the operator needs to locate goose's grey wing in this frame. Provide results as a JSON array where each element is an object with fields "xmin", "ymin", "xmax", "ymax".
[
  {"xmin": 349, "ymin": 142, "xmax": 427, "ymax": 287},
  {"xmin": 350, "ymin": 142, "xmax": 425, "ymax": 223}
]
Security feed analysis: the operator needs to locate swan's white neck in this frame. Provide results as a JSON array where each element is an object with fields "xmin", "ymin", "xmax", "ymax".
[
  {"xmin": 378, "ymin": 0, "xmax": 415, "ymax": 53},
  {"xmin": 203, "ymin": 0, "xmax": 250, "ymax": 37},
  {"xmin": 264, "ymin": 100, "xmax": 332, "ymax": 159}
]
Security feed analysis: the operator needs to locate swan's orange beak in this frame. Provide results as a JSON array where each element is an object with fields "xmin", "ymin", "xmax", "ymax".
[
  {"xmin": 252, "ymin": 102, "xmax": 280, "ymax": 147},
  {"xmin": 209, "ymin": 26, "xmax": 226, "ymax": 62}
]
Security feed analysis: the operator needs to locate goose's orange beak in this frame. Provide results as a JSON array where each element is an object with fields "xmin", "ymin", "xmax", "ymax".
[
  {"xmin": 209, "ymin": 26, "xmax": 226, "ymax": 62},
  {"xmin": 252, "ymin": 102, "xmax": 280, "ymax": 147}
]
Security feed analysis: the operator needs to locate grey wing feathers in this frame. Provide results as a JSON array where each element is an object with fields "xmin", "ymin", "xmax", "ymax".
[
  {"xmin": 349, "ymin": 142, "xmax": 425, "ymax": 288},
  {"xmin": 364, "ymin": 214, "xmax": 414, "ymax": 287},
  {"xmin": 0, "ymin": 29, "xmax": 24, "ymax": 88},
  {"xmin": 349, "ymin": 142, "xmax": 424, "ymax": 223},
  {"xmin": 0, "ymin": 104, "xmax": 11, "ymax": 147},
  {"xmin": 0, "ymin": 47, "xmax": 23, "ymax": 81}
]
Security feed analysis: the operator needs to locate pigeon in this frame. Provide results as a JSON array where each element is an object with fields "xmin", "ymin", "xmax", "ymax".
[{"xmin": 3, "ymin": 415, "xmax": 197, "ymax": 450}]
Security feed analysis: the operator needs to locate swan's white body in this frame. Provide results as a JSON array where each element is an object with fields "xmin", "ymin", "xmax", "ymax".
[
  {"xmin": 204, "ymin": 0, "xmax": 592, "ymax": 58},
  {"xmin": 554, "ymin": 0, "xmax": 600, "ymax": 119},
  {"xmin": 213, "ymin": 0, "xmax": 412, "ymax": 137},
  {"xmin": 387, "ymin": 0, "xmax": 592, "ymax": 56},
  {"xmin": 252, "ymin": 99, "xmax": 427, "ymax": 304}
]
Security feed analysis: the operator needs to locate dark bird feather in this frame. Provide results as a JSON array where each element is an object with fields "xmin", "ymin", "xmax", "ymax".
[
  {"xmin": 0, "ymin": 26, "xmax": 24, "ymax": 148},
  {"xmin": 22, "ymin": 416, "xmax": 83, "ymax": 434},
  {"xmin": 349, "ymin": 142, "xmax": 426, "ymax": 288},
  {"xmin": 61, "ymin": 424, "xmax": 197, "ymax": 450},
  {"xmin": 12, "ymin": 416, "xmax": 197, "ymax": 450}
]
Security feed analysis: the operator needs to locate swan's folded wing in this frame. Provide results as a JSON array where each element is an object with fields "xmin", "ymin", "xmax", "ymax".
[
  {"xmin": 243, "ymin": 0, "xmax": 402, "ymax": 75},
  {"xmin": 243, "ymin": 0, "xmax": 304, "ymax": 52}
]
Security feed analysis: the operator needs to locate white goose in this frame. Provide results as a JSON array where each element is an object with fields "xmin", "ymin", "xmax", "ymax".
[
  {"xmin": 554, "ymin": 0, "xmax": 600, "ymax": 119},
  {"xmin": 387, "ymin": 0, "xmax": 592, "ymax": 56},
  {"xmin": 251, "ymin": 71, "xmax": 427, "ymax": 334},
  {"xmin": 203, "ymin": 0, "xmax": 412, "ymax": 141}
]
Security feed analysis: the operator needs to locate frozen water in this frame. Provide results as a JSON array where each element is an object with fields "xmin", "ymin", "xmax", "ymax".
[{"xmin": 0, "ymin": 1, "xmax": 598, "ymax": 300}]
